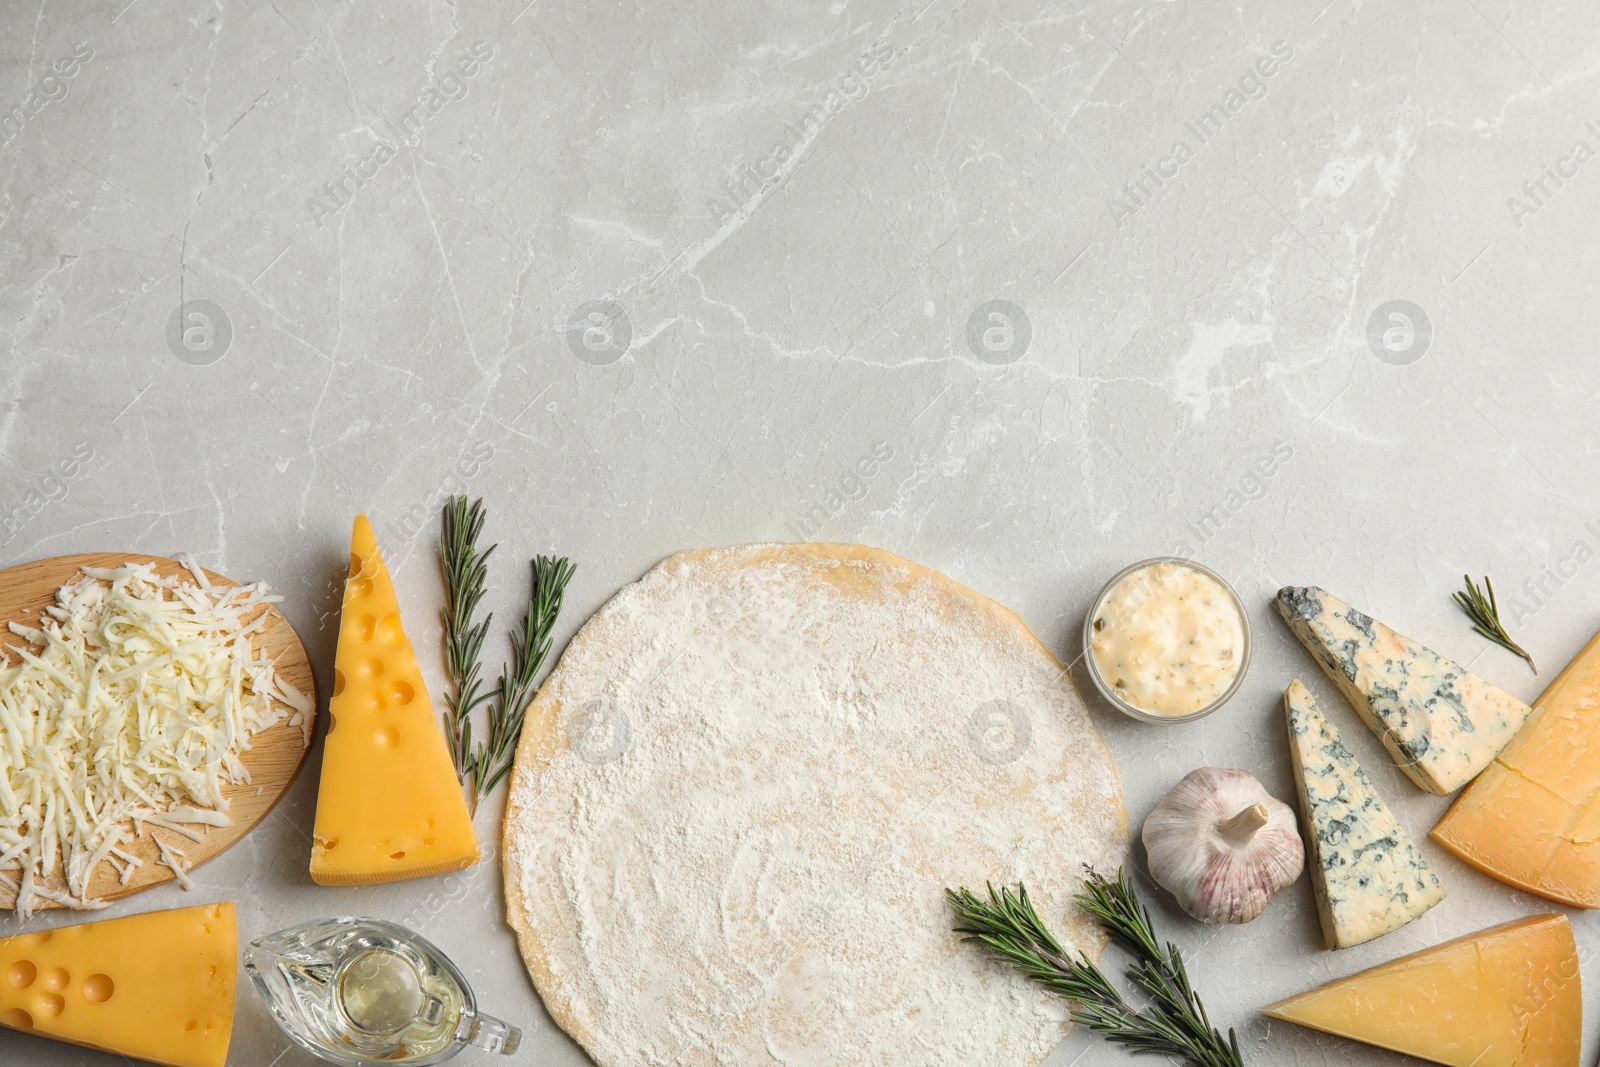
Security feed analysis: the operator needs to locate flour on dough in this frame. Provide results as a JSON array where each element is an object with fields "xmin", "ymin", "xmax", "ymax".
[{"xmin": 503, "ymin": 543, "xmax": 1126, "ymax": 1067}]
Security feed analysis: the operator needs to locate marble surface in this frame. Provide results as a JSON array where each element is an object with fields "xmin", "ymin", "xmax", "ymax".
[{"xmin": 3, "ymin": 0, "xmax": 1599, "ymax": 1064}]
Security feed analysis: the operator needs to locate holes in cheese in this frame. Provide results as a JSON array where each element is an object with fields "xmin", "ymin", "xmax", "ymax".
[
  {"xmin": 309, "ymin": 515, "xmax": 479, "ymax": 886},
  {"xmin": 348, "ymin": 552, "xmax": 380, "ymax": 587},
  {"xmin": 7, "ymin": 961, "xmax": 35, "ymax": 989},
  {"xmin": 0, "ymin": 902, "xmax": 236, "ymax": 1067}
]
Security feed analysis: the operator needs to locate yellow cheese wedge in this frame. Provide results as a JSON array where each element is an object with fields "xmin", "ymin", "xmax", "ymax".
[
  {"xmin": 0, "ymin": 902, "xmax": 236, "ymax": 1067},
  {"xmin": 1432, "ymin": 629, "xmax": 1600, "ymax": 907},
  {"xmin": 310, "ymin": 513, "xmax": 479, "ymax": 885},
  {"xmin": 1263, "ymin": 913, "xmax": 1580, "ymax": 1067}
]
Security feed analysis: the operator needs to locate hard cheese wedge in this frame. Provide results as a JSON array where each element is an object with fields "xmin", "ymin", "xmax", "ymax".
[
  {"xmin": 0, "ymin": 902, "xmax": 235, "ymax": 1067},
  {"xmin": 1262, "ymin": 913, "xmax": 1581, "ymax": 1067},
  {"xmin": 310, "ymin": 513, "xmax": 479, "ymax": 885},
  {"xmin": 1432, "ymin": 628, "xmax": 1600, "ymax": 906},
  {"xmin": 1286, "ymin": 679, "xmax": 1445, "ymax": 948},
  {"xmin": 1276, "ymin": 586, "xmax": 1532, "ymax": 795}
]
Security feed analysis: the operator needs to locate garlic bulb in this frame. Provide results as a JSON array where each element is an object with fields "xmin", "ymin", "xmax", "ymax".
[{"xmin": 1141, "ymin": 767, "xmax": 1304, "ymax": 925}]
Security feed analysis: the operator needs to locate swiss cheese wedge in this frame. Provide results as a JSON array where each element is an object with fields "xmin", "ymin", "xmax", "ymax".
[
  {"xmin": 0, "ymin": 902, "xmax": 236, "ymax": 1067},
  {"xmin": 1262, "ymin": 913, "xmax": 1581, "ymax": 1067},
  {"xmin": 310, "ymin": 514, "xmax": 479, "ymax": 885},
  {"xmin": 1432, "ymin": 628, "xmax": 1600, "ymax": 906}
]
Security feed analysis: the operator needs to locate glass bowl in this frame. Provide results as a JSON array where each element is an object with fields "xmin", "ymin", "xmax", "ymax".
[{"xmin": 1080, "ymin": 556, "xmax": 1252, "ymax": 725}]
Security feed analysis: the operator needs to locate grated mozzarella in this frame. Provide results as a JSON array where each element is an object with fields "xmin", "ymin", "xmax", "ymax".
[
  {"xmin": 0, "ymin": 560, "xmax": 310, "ymax": 916},
  {"xmin": 153, "ymin": 833, "xmax": 193, "ymax": 891}
]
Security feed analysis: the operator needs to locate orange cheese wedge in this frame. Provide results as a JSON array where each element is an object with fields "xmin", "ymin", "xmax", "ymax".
[
  {"xmin": 310, "ymin": 514, "xmax": 479, "ymax": 885},
  {"xmin": 1262, "ymin": 913, "xmax": 1580, "ymax": 1066},
  {"xmin": 1432, "ymin": 629, "xmax": 1600, "ymax": 906},
  {"xmin": 0, "ymin": 902, "xmax": 236, "ymax": 1067}
]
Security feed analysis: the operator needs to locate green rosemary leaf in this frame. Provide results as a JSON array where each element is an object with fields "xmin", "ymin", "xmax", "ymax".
[
  {"xmin": 441, "ymin": 496, "xmax": 496, "ymax": 783},
  {"xmin": 946, "ymin": 869, "xmax": 1242, "ymax": 1067},
  {"xmin": 473, "ymin": 554, "xmax": 576, "ymax": 798},
  {"xmin": 1453, "ymin": 574, "xmax": 1536, "ymax": 673},
  {"xmin": 440, "ymin": 497, "xmax": 575, "ymax": 806}
]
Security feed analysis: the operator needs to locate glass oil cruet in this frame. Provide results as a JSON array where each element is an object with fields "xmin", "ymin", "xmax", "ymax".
[{"xmin": 244, "ymin": 916, "xmax": 521, "ymax": 1065}]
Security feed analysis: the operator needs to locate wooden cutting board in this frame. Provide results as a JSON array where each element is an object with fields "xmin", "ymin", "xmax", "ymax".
[{"xmin": 0, "ymin": 553, "xmax": 318, "ymax": 910}]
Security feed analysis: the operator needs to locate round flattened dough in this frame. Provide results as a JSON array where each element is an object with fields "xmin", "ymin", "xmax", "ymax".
[{"xmin": 503, "ymin": 543, "xmax": 1127, "ymax": 1066}]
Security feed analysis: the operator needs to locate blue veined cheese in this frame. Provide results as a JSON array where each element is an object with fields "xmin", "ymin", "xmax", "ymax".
[
  {"xmin": 1275, "ymin": 586, "xmax": 1532, "ymax": 796},
  {"xmin": 1285, "ymin": 679, "xmax": 1446, "ymax": 949}
]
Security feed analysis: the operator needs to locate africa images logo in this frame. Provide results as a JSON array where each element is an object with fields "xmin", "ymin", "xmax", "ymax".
[
  {"xmin": 0, "ymin": 42, "xmax": 94, "ymax": 149},
  {"xmin": 305, "ymin": 42, "xmax": 494, "ymax": 229},
  {"xmin": 704, "ymin": 40, "xmax": 896, "ymax": 230},
  {"xmin": 1107, "ymin": 41, "xmax": 1294, "ymax": 228},
  {"xmin": 1504, "ymin": 123, "xmax": 1600, "ymax": 229},
  {"xmin": 1365, "ymin": 300, "xmax": 1431, "ymax": 366},
  {"xmin": 166, "ymin": 299, "xmax": 233, "ymax": 365}
]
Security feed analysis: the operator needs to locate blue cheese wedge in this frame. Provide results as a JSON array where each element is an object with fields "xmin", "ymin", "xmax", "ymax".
[
  {"xmin": 1275, "ymin": 586, "xmax": 1531, "ymax": 795},
  {"xmin": 1286, "ymin": 679, "xmax": 1446, "ymax": 949}
]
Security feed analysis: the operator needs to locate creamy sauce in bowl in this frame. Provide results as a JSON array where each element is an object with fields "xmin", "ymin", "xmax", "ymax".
[{"xmin": 1087, "ymin": 559, "xmax": 1248, "ymax": 720}]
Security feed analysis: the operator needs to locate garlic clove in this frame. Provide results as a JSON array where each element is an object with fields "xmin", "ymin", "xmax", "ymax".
[{"xmin": 1141, "ymin": 767, "xmax": 1306, "ymax": 925}]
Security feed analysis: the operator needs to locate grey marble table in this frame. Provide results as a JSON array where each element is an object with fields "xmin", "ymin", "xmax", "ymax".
[{"xmin": 2, "ymin": 0, "xmax": 1597, "ymax": 1064}]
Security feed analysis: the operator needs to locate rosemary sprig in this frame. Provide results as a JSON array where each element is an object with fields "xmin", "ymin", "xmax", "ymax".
[
  {"xmin": 473, "ymin": 554, "xmax": 576, "ymax": 798},
  {"xmin": 439, "ymin": 496, "xmax": 575, "ymax": 808},
  {"xmin": 441, "ymin": 497, "xmax": 496, "ymax": 782},
  {"xmin": 1453, "ymin": 574, "xmax": 1536, "ymax": 673},
  {"xmin": 947, "ymin": 868, "xmax": 1243, "ymax": 1067}
]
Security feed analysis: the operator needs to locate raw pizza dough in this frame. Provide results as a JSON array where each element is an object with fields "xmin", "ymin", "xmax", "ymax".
[{"xmin": 502, "ymin": 543, "xmax": 1126, "ymax": 1066}]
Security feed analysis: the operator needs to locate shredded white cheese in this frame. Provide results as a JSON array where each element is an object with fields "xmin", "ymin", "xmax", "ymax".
[
  {"xmin": 153, "ymin": 833, "xmax": 192, "ymax": 891},
  {"xmin": 0, "ymin": 561, "xmax": 310, "ymax": 916}
]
